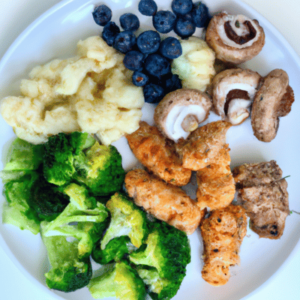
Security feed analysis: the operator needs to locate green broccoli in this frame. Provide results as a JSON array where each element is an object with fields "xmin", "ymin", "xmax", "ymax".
[
  {"xmin": 73, "ymin": 143, "xmax": 125, "ymax": 196},
  {"xmin": 88, "ymin": 261, "xmax": 146, "ymax": 300},
  {"xmin": 101, "ymin": 193, "xmax": 149, "ymax": 250},
  {"xmin": 92, "ymin": 236, "xmax": 136, "ymax": 265},
  {"xmin": 42, "ymin": 183, "xmax": 109, "ymax": 258},
  {"xmin": 129, "ymin": 222, "xmax": 191, "ymax": 282},
  {"xmin": 41, "ymin": 223, "xmax": 92, "ymax": 292}
]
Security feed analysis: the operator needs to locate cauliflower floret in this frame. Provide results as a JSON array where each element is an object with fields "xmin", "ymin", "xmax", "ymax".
[{"xmin": 172, "ymin": 37, "xmax": 216, "ymax": 91}]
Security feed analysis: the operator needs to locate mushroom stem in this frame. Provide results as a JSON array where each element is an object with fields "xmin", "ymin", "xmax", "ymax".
[{"xmin": 181, "ymin": 115, "xmax": 199, "ymax": 132}]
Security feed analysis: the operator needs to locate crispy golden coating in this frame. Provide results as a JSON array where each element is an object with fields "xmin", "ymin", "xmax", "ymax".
[
  {"xmin": 126, "ymin": 121, "xmax": 192, "ymax": 186},
  {"xmin": 201, "ymin": 205, "xmax": 247, "ymax": 286},
  {"xmin": 125, "ymin": 169, "xmax": 204, "ymax": 235},
  {"xmin": 176, "ymin": 121, "xmax": 232, "ymax": 171},
  {"xmin": 197, "ymin": 146, "xmax": 235, "ymax": 210}
]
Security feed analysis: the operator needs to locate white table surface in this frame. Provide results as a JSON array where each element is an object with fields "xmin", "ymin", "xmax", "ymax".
[{"xmin": 0, "ymin": 0, "xmax": 299, "ymax": 299}]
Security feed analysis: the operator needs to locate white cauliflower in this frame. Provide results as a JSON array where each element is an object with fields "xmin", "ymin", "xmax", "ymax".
[
  {"xmin": 172, "ymin": 37, "xmax": 216, "ymax": 91},
  {"xmin": 0, "ymin": 36, "xmax": 144, "ymax": 145}
]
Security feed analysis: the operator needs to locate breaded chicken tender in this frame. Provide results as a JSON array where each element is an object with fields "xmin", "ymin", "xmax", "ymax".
[
  {"xmin": 197, "ymin": 146, "xmax": 235, "ymax": 210},
  {"xmin": 126, "ymin": 122, "xmax": 192, "ymax": 186},
  {"xmin": 176, "ymin": 121, "xmax": 232, "ymax": 171},
  {"xmin": 125, "ymin": 169, "xmax": 203, "ymax": 235},
  {"xmin": 201, "ymin": 205, "xmax": 247, "ymax": 286}
]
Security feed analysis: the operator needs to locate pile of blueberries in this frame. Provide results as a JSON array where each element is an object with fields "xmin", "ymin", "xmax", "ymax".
[{"xmin": 92, "ymin": 0, "xmax": 210, "ymax": 103}]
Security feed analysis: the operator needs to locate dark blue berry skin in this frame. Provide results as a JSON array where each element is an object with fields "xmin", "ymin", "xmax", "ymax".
[
  {"xmin": 172, "ymin": 0, "xmax": 193, "ymax": 15},
  {"xmin": 137, "ymin": 30, "xmax": 161, "ymax": 54},
  {"xmin": 113, "ymin": 31, "xmax": 136, "ymax": 54},
  {"xmin": 144, "ymin": 54, "xmax": 171, "ymax": 78},
  {"xmin": 143, "ymin": 83, "xmax": 165, "ymax": 103},
  {"xmin": 192, "ymin": 2, "xmax": 210, "ymax": 28},
  {"xmin": 120, "ymin": 13, "xmax": 140, "ymax": 31},
  {"xmin": 92, "ymin": 5, "xmax": 112, "ymax": 26},
  {"xmin": 132, "ymin": 71, "xmax": 149, "ymax": 86},
  {"xmin": 153, "ymin": 11, "xmax": 177, "ymax": 34},
  {"xmin": 123, "ymin": 51, "xmax": 144, "ymax": 71},
  {"xmin": 102, "ymin": 22, "xmax": 120, "ymax": 46},
  {"xmin": 138, "ymin": 0, "xmax": 157, "ymax": 16},
  {"xmin": 163, "ymin": 74, "xmax": 182, "ymax": 93},
  {"xmin": 182, "ymin": 12, "xmax": 193, "ymax": 21},
  {"xmin": 159, "ymin": 37, "xmax": 182, "ymax": 60},
  {"xmin": 174, "ymin": 18, "xmax": 195, "ymax": 38}
]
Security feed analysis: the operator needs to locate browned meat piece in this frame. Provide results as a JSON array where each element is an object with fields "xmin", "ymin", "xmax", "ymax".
[
  {"xmin": 125, "ymin": 169, "xmax": 203, "ymax": 235},
  {"xmin": 233, "ymin": 161, "xmax": 289, "ymax": 239},
  {"xmin": 126, "ymin": 121, "xmax": 192, "ymax": 186},
  {"xmin": 201, "ymin": 204, "xmax": 247, "ymax": 286},
  {"xmin": 197, "ymin": 146, "xmax": 235, "ymax": 210},
  {"xmin": 175, "ymin": 121, "xmax": 232, "ymax": 171}
]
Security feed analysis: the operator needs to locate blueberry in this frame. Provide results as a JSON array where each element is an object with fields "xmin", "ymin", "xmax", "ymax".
[
  {"xmin": 163, "ymin": 74, "xmax": 182, "ymax": 93},
  {"xmin": 192, "ymin": 2, "xmax": 210, "ymax": 28},
  {"xmin": 120, "ymin": 13, "xmax": 140, "ymax": 31},
  {"xmin": 113, "ymin": 31, "xmax": 136, "ymax": 54},
  {"xmin": 159, "ymin": 37, "xmax": 182, "ymax": 60},
  {"xmin": 138, "ymin": 0, "xmax": 157, "ymax": 16},
  {"xmin": 92, "ymin": 5, "xmax": 112, "ymax": 26},
  {"xmin": 143, "ymin": 83, "xmax": 165, "ymax": 103},
  {"xmin": 137, "ymin": 30, "xmax": 161, "ymax": 54},
  {"xmin": 153, "ymin": 10, "xmax": 176, "ymax": 34},
  {"xmin": 123, "ymin": 51, "xmax": 144, "ymax": 71},
  {"xmin": 132, "ymin": 71, "xmax": 149, "ymax": 86},
  {"xmin": 144, "ymin": 54, "xmax": 171, "ymax": 78},
  {"xmin": 172, "ymin": 0, "xmax": 193, "ymax": 15},
  {"xmin": 102, "ymin": 22, "xmax": 120, "ymax": 46},
  {"xmin": 182, "ymin": 12, "xmax": 193, "ymax": 21},
  {"xmin": 174, "ymin": 18, "xmax": 195, "ymax": 38}
]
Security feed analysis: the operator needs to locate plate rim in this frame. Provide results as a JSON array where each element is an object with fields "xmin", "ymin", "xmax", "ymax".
[{"xmin": 0, "ymin": 0, "xmax": 299, "ymax": 299}]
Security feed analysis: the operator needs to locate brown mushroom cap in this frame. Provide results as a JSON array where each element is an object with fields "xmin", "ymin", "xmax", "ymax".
[
  {"xmin": 154, "ymin": 89, "xmax": 212, "ymax": 141},
  {"xmin": 251, "ymin": 69, "xmax": 295, "ymax": 142},
  {"xmin": 206, "ymin": 12, "xmax": 265, "ymax": 64},
  {"xmin": 212, "ymin": 68, "xmax": 261, "ymax": 125}
]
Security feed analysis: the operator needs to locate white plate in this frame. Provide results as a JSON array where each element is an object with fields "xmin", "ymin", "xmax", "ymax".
[{"xmin": 0, "ymin": 0, "xmax": 300, "ymax": 299}]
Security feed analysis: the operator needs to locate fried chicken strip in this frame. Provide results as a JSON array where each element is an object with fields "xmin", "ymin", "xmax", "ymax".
[
  {"xmin": 126, "ymin": 121, "xmax": 192, "ymax": 186},
  {"xmin": 201, "ymin": 205, "xmax": 247, "ymax": 286},
  {"xmin": 125, "ymin": 169, "xmax": 203, "ymax": 235},
  {"xmin": 197, "ymin": 146, "xmax": 235, "ymax": 210},
  {"xmin": 176, "ymin": 121, "xmax": 232, "ymax": 171}
]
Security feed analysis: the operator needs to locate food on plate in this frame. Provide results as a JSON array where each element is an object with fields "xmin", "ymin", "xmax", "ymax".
[
  {"xmin": 139, "ymin": 0, "xmax": 158, "ymax": 16},
  {"xmin": 172, "ymin": 37, "xmax": 216, "ymax": 91},
  {"xmin": 175, "ymin": 121, "xmax": 232, "ymax": 171},
  {"xmin": 100, "ymin": 193, "xmax": 148, "ymax": 250},
  {"xmin": 200, "ymin": 204, "xmax": 247, "ymax": 286},
  {"xmin": 129, "ymin": 221, "xmax": 191, "ymax": 298},
  {"xmin": 197, "ymin": 145, "xmax": 235, "ymax": 210},
  {"xmin": 120, "ymin": 13, "xmax": 140, "ymax": 32},
  {"xmin": 212, "ymin": 68, "xmax": 261, "ymax": 125},
  {"xmin": 126, "ymin": 121, "xmax": 192, "ymax": 186},
  {"xmin": 251, "ymin": 69, "xmax": 294, "ymax": 142},
  {"xmin": 123, "ymin": 50, "xmax": 144, "ymax": 71},
  {"xmin": 206, "ymin": 12, "xmax": 265, "ymax": 64},
  {"xmin": 192, "ymin": 2, "xmax": 210, "ymax": 28},
  {"xmin": 233, "ymin": 161, "xmax": 289, "ymax": 239},
  {"xmin": 159, "ymin": 37, "xmax": 182, "ymax": 60},
  {"xmin": 125, "ymin": 169, "xmax": 203, "ymax": 235},
  {"xmin": 137, "ymin": 30, "xmax": 161, "ymax": 54},
  {"xmin": 153, "ymin": 10, "xmax": 177, "ymax": 33},
  {"xmin": 88, "ymin": 261, "xmax": 146, "ymax": 300},
  {"xmin": 0, "ymin": 36, "xmax": 144, "ymax": 145},
  {"xmin": 93, "ymin": 5, "xmax": 112, "ymax": 26},
  {"xmin": 174, "ymin": 17, "xmax": 196, "ymax": 39},
  {"xmin": 102, "ymin": 21, "xmax": 120, "ymax": 46},
  {"xmin": 171, "ymin": 0, "xmax": 193, "ymax": 16},
  {"xmin": 154, "ymin": 89, "xmax": 212, "ymax": 142}
]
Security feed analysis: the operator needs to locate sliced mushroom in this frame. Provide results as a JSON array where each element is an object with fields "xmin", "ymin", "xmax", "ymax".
[
  {"xmin": 206, "ymin": 12, "xmax": 265, "ymax": 64},
  {"xmin": 212, "ymin": 68, "xmax": 261, "ymax": 125},
  {"xmin": 154, "ymin": 89, "xmax": 212, "ymax": 142},
  {"xmin": 251, "ymin": 69, "xmax": 294, "ymax": 142}
]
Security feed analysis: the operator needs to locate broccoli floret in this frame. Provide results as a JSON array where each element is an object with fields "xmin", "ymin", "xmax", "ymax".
[
  {"xmin": 129, "ymin": 222, "xmax": 191, "ymax": 282},
  {"xmin": 92, "ymin": 236, "xmax": 136, "ymax": 265},
  {"xmin": 101, "ymin": 193, "xmax": 149, "ymax": 250},
  {"xmin": 70, "ymin": 131, "xmax": 96, "ymax": 154},
  {"xmin": 2, "ymin": 172, "xmax": 40, "ymax": 234},
  {"xmin": 41, "ymin": 223, "xmax": 92, "ymax": 292},
  {"xmin": 42, "ymin": 183, "xmax": 109, "ymax": 258},
  {"xmin": 4, "ymin": 138, "xmax": 44, "ymax": 171},
  {"xmin": 28, "ymin": 176, "xmax": 70, "ymax": 221},
  {"xmin": 137, "ymin": 267, "xmax": 181, "ymax": 300},
  {"xmin": 88, "ymin": 261, "xmax": 146, "ymax": 300},
  {"xmin": 73, "ymin": 143, "xmax": 125, "ymax": 196}
]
